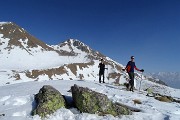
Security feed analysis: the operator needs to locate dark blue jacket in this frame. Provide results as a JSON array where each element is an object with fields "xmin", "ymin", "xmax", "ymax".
[{"xmin": 126, "ymin": 61, "xmax": 140, "ymax": 73}]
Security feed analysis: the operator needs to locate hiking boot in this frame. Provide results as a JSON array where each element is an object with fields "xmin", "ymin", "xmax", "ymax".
[{"xmin": 130, "ymin": 88, "xmax": 134, "ymax": 92}]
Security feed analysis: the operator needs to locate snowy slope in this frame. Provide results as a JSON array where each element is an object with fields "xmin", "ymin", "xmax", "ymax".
[
  {"xmin": 0, "ymin": 80, "xmax": 180, "ymax": 120},
  {"xmin": 0, "ymin": 23, "xmax": 63, "ymax": 70}
]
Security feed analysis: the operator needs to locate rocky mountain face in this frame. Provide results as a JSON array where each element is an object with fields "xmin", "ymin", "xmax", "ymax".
[
  {"xmin": 0, "ymin": 22, "xmax": 123, "ymax": 84},
  {"xmin": 52, "ymin": 39, "xmax": 105, "ymax": 59},
  {"xmin": 0, "ymin": 22, "xmax": 53, "ymax": 52}
]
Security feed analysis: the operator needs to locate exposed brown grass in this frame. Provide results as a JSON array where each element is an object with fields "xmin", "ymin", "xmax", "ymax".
[
  {"xmin": 132, "ymin": 99, "xmax": 142, "ymax": 104},
  {"xmin": 26, "ymin": 66, "xmax": 68, "ymax": 79}
]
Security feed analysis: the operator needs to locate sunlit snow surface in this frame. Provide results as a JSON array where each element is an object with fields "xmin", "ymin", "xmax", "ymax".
[{"xmin": 0, "ymin": 80, "xmax": 180, "ymax": 120}]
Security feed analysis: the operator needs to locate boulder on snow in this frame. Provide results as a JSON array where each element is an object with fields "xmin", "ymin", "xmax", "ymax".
[
  {"xmin": 71, "ymin": 84, "xmax": 132, "ymax": 116},
  {"xmin": 32, "ymin": 85, "xmax": 66, "ymax": 118},
  {"xmin": 155, "ymin": 96, "xmax": 172, "ymax": 102}
]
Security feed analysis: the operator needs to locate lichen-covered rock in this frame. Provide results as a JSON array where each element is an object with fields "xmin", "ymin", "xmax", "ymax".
[
  {"xmin": 155, "ymin": 96, "xmax": 172, "ymax": 102},
  {"xmin": 71, "ymin": 84, "xmax": 131, "ymax": 116},
  {"xmin": 32, "ymin": 85, "xmax": 66, "ymax": 118}
]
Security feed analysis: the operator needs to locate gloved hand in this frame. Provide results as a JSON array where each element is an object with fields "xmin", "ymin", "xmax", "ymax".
[
  {"xmin": 140, "ymin": 69, "xmax": 144, "ymax": 72},
  {"xmin": 122, "ymin": 69, "xmax": 125, "ymax": 71}
]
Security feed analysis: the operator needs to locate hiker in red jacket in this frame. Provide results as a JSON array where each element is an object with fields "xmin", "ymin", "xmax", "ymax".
[{"xmin": 125, "ymin": 56, "xmax": 144, "ymax": 92}]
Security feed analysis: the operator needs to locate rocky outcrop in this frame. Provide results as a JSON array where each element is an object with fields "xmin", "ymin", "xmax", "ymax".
[
  {"xmin": 32, "ymin": 84, "xmax": 134, "ymax": 118},
  {"xmin": 32, "ymin": 85, "xmax": 66, "ymax": 118},
  {"xmin": 145, "ymin": 91, "xmax": 180, "ymax": 103},
  {"xmin": 71, "ymin": 84, "xmax": 132, "ymax": 116},
  {"xmin": 154, "ymin": 93, "xmax": 180, "ymax": 103}
]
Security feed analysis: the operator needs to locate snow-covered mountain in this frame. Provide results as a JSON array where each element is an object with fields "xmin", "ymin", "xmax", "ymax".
[
  {"xmin": 1, "ymin": 21, "xmax": 178, "ymax": 90},
  {"xmin": 0, "ymin": 22, "xmax": 123, "ymax": 85},
  {"xmin": 0, "ymin": 22, "xmax": 61, "ymax": 70},
  {"xmin": 1, "ymin": 22, "xmax": 176, "ymax": 88},
  {"xmin": 147, "ymin": 72, "xmax": 180, "ymax": 89}
]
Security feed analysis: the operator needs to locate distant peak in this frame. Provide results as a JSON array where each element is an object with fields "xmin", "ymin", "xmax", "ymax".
[
  {"xmin": 0, "ymin": 22, "xmax": 20, "ymax": 27},
  {"xmin": 62, "ymin": 39, "xmax": 85, "ymax": 46},
  {"xmin": 0, "ymin": 22, "xmax": 12, "ymax": 25},
  {"xmin": 67, "ymin": 39, "xmax": 82, "ymax": 43}
]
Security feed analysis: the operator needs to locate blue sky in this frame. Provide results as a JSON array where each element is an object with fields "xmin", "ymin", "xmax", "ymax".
[{"xmin": 1, "ymin": 0, "xmax": 180, "ymax": 72}]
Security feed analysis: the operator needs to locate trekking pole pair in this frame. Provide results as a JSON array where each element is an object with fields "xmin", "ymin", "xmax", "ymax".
[{"xmin": 139, "ymin": 71, "xmax": 144, "ymax": 92}]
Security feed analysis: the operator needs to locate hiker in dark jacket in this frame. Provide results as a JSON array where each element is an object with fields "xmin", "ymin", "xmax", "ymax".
[
  {"xmin": 125, "ymin": 56, "xmax": 144, "ymax": 92},
  {"xmin": 98, "ymin": 59, "xmax": 106, "ymax": 83}
]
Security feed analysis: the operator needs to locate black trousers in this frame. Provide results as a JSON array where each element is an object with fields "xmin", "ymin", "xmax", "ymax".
[
  {"xmin": 99, "ymin": 71, "xmax": 105, "ymax": 83},
  {"xmin": 128, "ymin": 72, "xmax": 134, "ymax": 91}
]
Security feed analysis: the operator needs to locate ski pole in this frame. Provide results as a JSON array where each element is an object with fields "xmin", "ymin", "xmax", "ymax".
[
  {"xmin": 139, "ymin": 71, "xmax": 143, "ymax": 91},
  {"xmin": 106, "ymin": 65, "xmax": 109, "ymax": 84}
]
